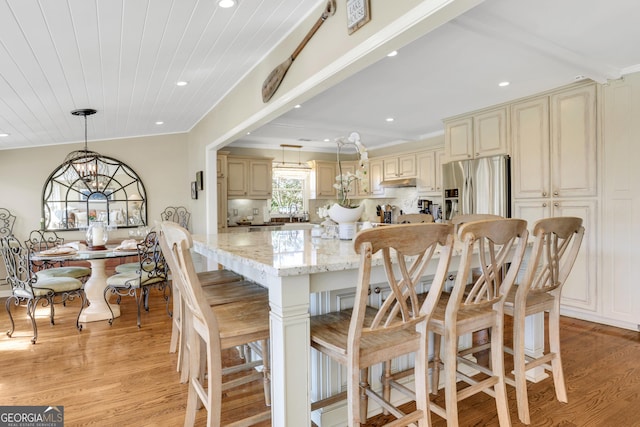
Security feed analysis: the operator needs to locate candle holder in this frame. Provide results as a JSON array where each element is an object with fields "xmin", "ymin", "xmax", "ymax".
[{"xmin": 86, "ymin": 221, "xmax": 108, "ymax": 250}]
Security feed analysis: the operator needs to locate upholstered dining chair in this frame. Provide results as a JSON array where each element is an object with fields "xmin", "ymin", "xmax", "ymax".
[
  {"xmin": 24, "ymin": 230, "xmax": 91, "ymax": 282},
  {"xmin": 310, "ymin": 223, "xmax": 455, "ymax": 426},
  {"xmin": 104, "ymin": 231, "xmax": 170, "ymax": 327},
  {"xmin": 429, "ymin": 218, "xmax": 528, "ymax": 427},
  {"xmin": 0, "ymin": 208, "xmax": 16, "ymax": 287},
  {"xmin": 0, "ymin": 236, "xmax": 86, "ymax": 344},
  {"xmin": 159, "ymin": 221, "xmax": 271, "ymax": 426},
  {"xmin": 503, "ymin": 217, "xmax": 584, "ymax": 424},
  {"xmin": 160, "ymin": 206, "xmax": 191, "ymax": 230}
]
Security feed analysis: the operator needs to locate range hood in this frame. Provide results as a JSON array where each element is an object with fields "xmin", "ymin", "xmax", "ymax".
[{"xmin": 379, "ymin": 177, "xmax": 417, "ymax": 188}]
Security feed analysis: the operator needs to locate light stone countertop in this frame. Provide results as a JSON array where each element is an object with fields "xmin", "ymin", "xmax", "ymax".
[{"xmin": 192, "ymin": 228, "xmax": 461, "ymax": 278}]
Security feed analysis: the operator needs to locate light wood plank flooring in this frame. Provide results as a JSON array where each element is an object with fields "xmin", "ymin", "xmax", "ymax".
[{"xmin": 0, "ymin": 290, "xmax": 639, "ymax": 426}]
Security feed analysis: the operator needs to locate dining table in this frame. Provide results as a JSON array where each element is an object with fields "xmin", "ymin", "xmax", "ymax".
[
  {"xmin": 31, "ymin": 245, "xmax": 139, "ymax": 323},
  {"xmin": 192, "ymin": 228, "xmax": 544, "ymax": 426}
]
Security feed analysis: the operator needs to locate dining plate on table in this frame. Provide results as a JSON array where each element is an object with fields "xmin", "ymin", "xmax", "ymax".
[{"xmin": 37, "ymin": 247, "xmax": 77, "ymax": 257}]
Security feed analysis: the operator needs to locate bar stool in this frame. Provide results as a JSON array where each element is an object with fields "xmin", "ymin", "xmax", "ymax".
[
  {"xmin": 429, "ymin": 218, "xmax": 528, "ymax": 427},
  {"xmin": 503, "ymin": 217, "xmax": 584, "ymax": 424},
  {"xmin": 310, "ymin": 223, "xmax": 455, "ymax": 426},
  {"xmin": 160, "ymin": 221, "xmax": 271, "ymax": 426}
]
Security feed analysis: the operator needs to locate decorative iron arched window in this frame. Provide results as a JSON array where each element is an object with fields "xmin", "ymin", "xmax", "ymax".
[{"xmin": 42, "ymin": 153, "xmax": 147, "ymax": 231}]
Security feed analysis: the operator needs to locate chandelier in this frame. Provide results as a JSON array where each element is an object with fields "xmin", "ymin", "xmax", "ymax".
[{"xmin": 63, "ymin": 109, "xmax": 108, "ymax": 188}]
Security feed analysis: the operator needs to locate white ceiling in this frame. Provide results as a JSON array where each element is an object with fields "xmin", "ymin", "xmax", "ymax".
[
  {"xmin": 0, "ymin": 0, "xmax": 639, "ymax": 152},
  {"xmin": 233, "ymin": 0, "xmax": 640, "ymax": 152},
  {"xmin": 0, "ymin": 0, "xmax": 321, "ymax": 150}
]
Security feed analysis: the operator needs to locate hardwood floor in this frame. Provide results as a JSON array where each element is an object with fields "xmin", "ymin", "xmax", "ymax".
[{"xmin": 1, "ymin": 290, "xmax": 639, "ymax": 426}]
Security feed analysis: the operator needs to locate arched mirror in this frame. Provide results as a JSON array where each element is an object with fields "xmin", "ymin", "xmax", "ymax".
[{"xmin": 42, "ymin": 154, "xmax": 147, "ymax": 231}]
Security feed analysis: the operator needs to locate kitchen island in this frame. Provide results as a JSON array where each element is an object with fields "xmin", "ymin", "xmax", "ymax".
[{"xmin": 192, "ymin": 228, "xmax": 544, "ymax": 426}]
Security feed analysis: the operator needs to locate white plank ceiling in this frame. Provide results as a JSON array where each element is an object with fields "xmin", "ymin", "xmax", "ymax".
[{"xmin": 0, "ymin": 0, "xmax": 639, "ymax": 152}]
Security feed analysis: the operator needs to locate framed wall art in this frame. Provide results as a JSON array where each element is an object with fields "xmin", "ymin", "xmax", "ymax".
[
  {"xmin": 191, "ymin": 181, "xmax": 198, "ymax": 200},
  {"xmin": 346, "ymin": 0, "xmax": 370, "ymax": 35},
  {"xmin": 196, "ymin": 170, "xmax": 204, "ymax": 190}
]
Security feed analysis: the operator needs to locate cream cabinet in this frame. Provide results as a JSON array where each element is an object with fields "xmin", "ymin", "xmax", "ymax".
[
  {"xmin": 513, "ymin": 199, "xmax": 597, "ymax": 314},
  {"xmin": 511, "ymin": 83, "xmax": 597, "ymax": 199},
  {"xmin": 444, "ymin": 106, "xmax": 509, "ymax": 161},
  {"xmin": 382, "ymin": 154, "xmax": 416, "ymax": 180},
  {"xmin": 416, "ymin": 148, "xmax": 444, "ymax": 195},
  {"xmin": 227, "ymin": 156, "xmax": 273, "ymax": 199},
  {"xmin": 367, "ymin": 158, "xmax": 384, "ymax": 196},
  {"xmin": 310, "ymin": 160, "xmax": 337, "ymax": 199}
]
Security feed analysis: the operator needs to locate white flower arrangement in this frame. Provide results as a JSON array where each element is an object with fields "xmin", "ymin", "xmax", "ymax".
[{"xmin": 333, "ymin": 132, "xmax": 368, "ymax": 208}]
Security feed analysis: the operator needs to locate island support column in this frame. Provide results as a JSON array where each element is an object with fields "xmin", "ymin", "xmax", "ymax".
[{"xmin": 268, "ymin": 274, "xmax": 311, "ymax": 426}]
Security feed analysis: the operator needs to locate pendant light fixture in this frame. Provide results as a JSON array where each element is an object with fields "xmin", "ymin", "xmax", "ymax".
[
  {"xmin": 62, "ymin": 108, "xmax": 107, "ymax": 188},
  {"xmin": 273, "ymin": 144, "xmax": 311, "ymax": 170}
]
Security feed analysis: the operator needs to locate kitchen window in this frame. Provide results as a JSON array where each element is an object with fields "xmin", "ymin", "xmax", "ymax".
[{"xmin": 271, "ymin": 169, "xmax": 309, "ymax": 215}]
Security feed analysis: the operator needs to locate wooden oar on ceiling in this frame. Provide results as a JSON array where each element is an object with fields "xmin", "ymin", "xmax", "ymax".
[{"xmin": 261, "ymin": 0, "xmax": 337, "ymax": 103}]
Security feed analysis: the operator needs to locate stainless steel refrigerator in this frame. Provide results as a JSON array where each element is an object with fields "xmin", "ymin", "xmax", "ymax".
[{"xmin": 441, "ymin": 155, "xmax": 511, "ymax": 221}]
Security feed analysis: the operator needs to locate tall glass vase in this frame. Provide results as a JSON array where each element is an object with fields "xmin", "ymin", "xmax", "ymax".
[
  {"xmin": 86, "ymin": 221, "xmax": 108, "ymax": 250},
  {"xmin": 328, "ymin": 203, "xmax": 364, "ymax": 240}
]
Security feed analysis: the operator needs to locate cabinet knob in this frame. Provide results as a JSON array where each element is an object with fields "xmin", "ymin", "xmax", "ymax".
[
  {"xmin": 374, "ymin": 286, "xmax": 381, "ymax": 294},
  {"xmin": 542, "ymin": 203, "xmax": 547, "ymax": 207},
  {"xmin": 553, "ymin": 191, "xmax": 559, "ymax": 196},
  {"xmin": 554, "ymin": 202, "xmax": 559, "ymax": 207},
  {"xmin": 542, "ymin": 192, "xmax": 547, "ymax": 197},
  {"xmin": 475, "ymin": 153, "xmax": 480, "ymax": 157}
]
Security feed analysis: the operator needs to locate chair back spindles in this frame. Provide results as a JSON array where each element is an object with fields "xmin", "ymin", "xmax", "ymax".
[
  {"xmin": 160, "ymin": 206, "xmax": 191, "ymax": 231},
  {"xmin": 0, "ymin": 208, "xmax": 16, "ymax": 239}
]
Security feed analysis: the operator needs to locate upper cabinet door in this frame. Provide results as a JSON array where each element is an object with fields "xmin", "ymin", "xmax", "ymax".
[
  {"xmin": 445, "ymin": 117, "xmax": 473, "ymax": 161},
  {"xmin": 474, "ymin": 107, "xmax": 509, "ymax": 158},
  {"xmin": 511, "ymin": 96, "xmax": 550, "ymax": 199},
  {"xmin": 550, "ymin": 84, "xmax": 597, "ymax": 198},
  {"xmin": 248, "ymin": 159, "xmax": 272, "ymax": 197},
  {"xmin": 227, "ymin": 158, "xmax": 249, "ymax": 197}
]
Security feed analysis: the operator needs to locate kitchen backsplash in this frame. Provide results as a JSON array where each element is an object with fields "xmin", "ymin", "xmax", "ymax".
[{"xmin": 226, "ymin": 187, "xmax": 441, "ymax": 226}]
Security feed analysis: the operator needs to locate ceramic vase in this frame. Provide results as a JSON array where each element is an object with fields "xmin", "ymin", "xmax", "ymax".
[{"xmin": 328, "ymin": 203, "xmax": 364, "ymax": 240}]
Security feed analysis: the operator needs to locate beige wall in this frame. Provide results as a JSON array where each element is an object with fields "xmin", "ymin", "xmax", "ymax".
[{"xmin": 0, "ymin": 133, "xmax": 188, "ymax": 241}]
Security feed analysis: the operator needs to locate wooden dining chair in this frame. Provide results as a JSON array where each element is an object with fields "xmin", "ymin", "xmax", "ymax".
[
  {"xmin": 310, "ymin": 223, "xmax": 455, "ymax": 426},
  {"xmin": 396, "ymin": 213, "xmax": 434, "ymax": 224},
  {"xmin": 159, "ymin": 221, "xmax": 271, "ymax": 426},
  {"xmin": 503, "ymin": 217, "xmax": 584, "ymax": 424},
  {"xmin": 429, "ymin": 218, "xmax": 528, "ymax": 427}
]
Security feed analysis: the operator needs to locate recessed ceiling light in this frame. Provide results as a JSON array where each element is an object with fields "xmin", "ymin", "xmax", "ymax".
[
  {"xmin": 323, "ymin": 138, "xmax": 330, "ymax": 142},
  {"xmin": 294, "ymin": 104, "xmax": 301, "ymax": 109},
  {"xmin": 155, "ymin": 121, "xmax": 164, "ymax": 125},
  {"xmin": 385, "ymin": 117, "xmax": 395, "ymax": 122},
  {"xmin": 498, "ymin": 81, "xmax": 510, "ymax": 87},
  {"xmin": 218, "ymin": 0, "xmax": 236, "ymax": 8},
  {"xmin": 176, "ymin": 81, "xmax": 188, "ymax": 86},
  {"xmin": 387, "ymin": 50, "xmax": 398, "ymax": 57}
]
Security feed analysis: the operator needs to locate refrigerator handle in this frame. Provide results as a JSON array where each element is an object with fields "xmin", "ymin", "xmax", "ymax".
[{"xmin": 468, "ymin": 176, "xmax": 474, "ymax": 213}]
